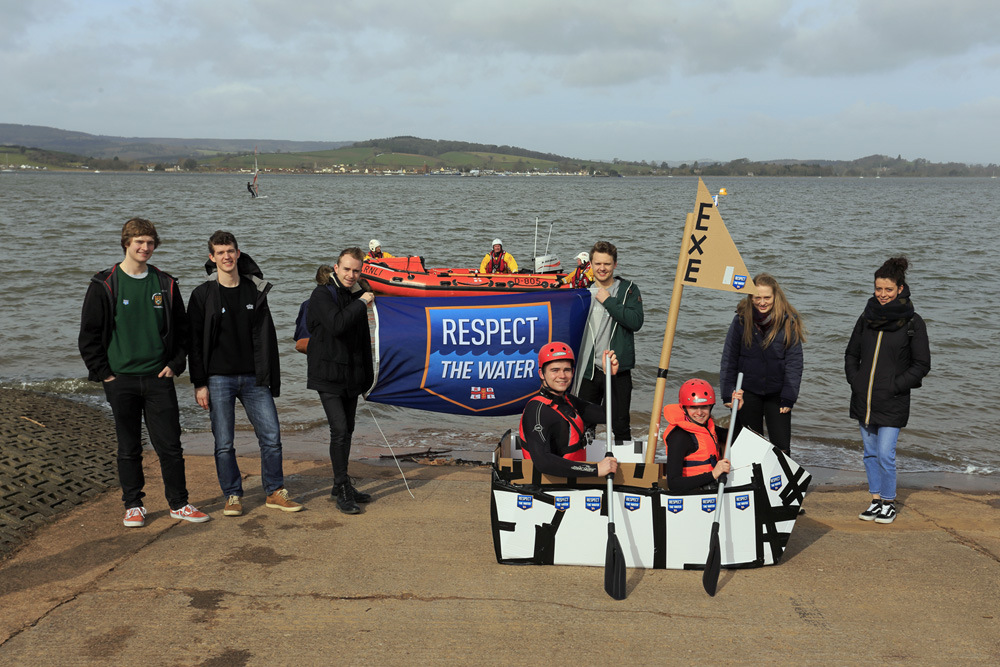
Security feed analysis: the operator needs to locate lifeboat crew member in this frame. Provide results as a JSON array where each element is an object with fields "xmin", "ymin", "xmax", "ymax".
[
  {"xmin": 569, "ymin": 251, "xmax": 594, "ymax": 288},
  {"xmin": 663, "ymin": 378, "xmax": 743, "ymax": 492},
  {"xmin": 518, "ymin": 342, "xmax": 618, "ymax": 478},
  {"xmin": 365, "ymin": 239, "xmax": 394, "ymax": 261},
  {"xmin": 479, "ymin": 238, "xmax": 518, "ymax": 274}
]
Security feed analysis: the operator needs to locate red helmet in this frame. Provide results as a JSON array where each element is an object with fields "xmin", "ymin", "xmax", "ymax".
[
  {"xmin": 538, "ymin": 342, "xmax": 575, "ymax": 368},
  {"xmin": 679, "ymin": 378, "xmax": 716, "ymax": 407}
]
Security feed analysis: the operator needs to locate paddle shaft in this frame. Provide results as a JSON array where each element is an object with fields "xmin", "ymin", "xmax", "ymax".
[
  {"xmin": 604, "ymin": 355, "xmax": 614, "ymax": 522},
  {"xmin": 711, "ymin": 374, "xmax": 743, "ymax": 546}
]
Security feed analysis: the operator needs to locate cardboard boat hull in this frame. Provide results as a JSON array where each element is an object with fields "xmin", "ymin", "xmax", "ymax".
[{"xmin": 491, "ymin": 428, "xmax": 811, "ymax": 569}]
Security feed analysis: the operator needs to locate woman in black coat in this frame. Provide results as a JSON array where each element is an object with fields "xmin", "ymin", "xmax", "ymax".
[
  {"xmin": 720, "ymin": 273, "xmax": 805, "ymax": 454},
  {"xmin": 845, "ymin": 256, "xmax": 930, "ymax": 525}
]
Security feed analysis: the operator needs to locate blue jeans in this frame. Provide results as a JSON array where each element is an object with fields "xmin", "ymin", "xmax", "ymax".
[
  {"xmin": 859, "ymin": 423, "xmax": 900, "ymax": 501},
  {"xmin": 208, "ymin": 374, "xmax": 284, "ymax": 496}
]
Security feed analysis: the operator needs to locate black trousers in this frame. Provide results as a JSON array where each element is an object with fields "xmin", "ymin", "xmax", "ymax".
[
  {"xmin": 735, "ymin": 390, "xmax": 791, "ymax": 454},
  {"xmin": 103, "ymin": 375, "xmax": 189, "ymax": 510},
  {"xmin": 318, "ymin": 391, "xmax": 358, "ymax": 487},
  {"xmin": 577, "ymin": 369, "xmax": 633, "ymax": 441}
]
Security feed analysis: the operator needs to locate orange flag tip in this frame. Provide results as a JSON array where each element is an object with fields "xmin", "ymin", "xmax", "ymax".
[{"xmin": 718, "ymin": 188, "xmax": 728, "ymax": 196}]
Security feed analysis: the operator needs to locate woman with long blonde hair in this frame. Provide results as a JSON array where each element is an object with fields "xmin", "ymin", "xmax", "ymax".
[{"xmin": 720, "ymin": 273, "xmax": 805, "ymax": 454}]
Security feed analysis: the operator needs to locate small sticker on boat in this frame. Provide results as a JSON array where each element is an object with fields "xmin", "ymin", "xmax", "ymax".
[
  {"xmin": 585, "ymin": 496, "xmax": 602, "ymax": 512},
  {"xmin": 770, "ymin": 475, "xmax": 783, "ymax": 491},
  {"xmin": 554, "ymin": 496, "xmax": 570, "ymax": 511},
  {"xmin": 735, "ymin": 494, "xmax": 750, "ymax": 510},
  {"xmin": 702, "ymin": 498, "xmax": 717, "ymax": 513},
  {"xmin": 667, "ymin": 498, "xmax": 684, "ymax": 514},
  {"xmin": 516, "ymin": 495, "xmax": 532, "ymax": 510},
  {"xmin": 624, "ymin": 495, "xmax": 641, "ymax": 511}
]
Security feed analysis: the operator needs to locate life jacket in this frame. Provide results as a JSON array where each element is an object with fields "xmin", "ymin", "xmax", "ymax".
[
  {"xmin": 366, "ymin": 250, "xmax": 383, "ymax": 260},
  {"xmin": 519, "ymin": 392, "xmax": 587, "ymax": 461},
  {"xmin": 488, "ymin": 252, "xmax": 510, "ymax": 274},
  {"xmin": 570, "ymin": 262, "xmax": 592, "ymax": 288},
  {"xmin": 661, "ymin": 403, "xmax": 719, "ymax": 477}
]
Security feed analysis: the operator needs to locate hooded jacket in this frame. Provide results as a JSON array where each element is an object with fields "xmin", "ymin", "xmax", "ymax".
[
  {"xmin": 187, "ymin": 252, "xmax": 281, "ymax": 396},
  {"xmin": 844, "ymin": 286, "xmax": 931, "ymax": 428},
  {"xmin": 306, "ymin": 274, "xmax": 374, "ymax": 397},
  {"xmin": 79, "ymin": 263, "xmax": 188, "ymax": 382}
]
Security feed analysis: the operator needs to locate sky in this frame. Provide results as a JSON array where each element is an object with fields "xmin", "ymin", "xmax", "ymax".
[{"xmin": 3, "ymin": 0, "xmax": 999, "ymax": 164}]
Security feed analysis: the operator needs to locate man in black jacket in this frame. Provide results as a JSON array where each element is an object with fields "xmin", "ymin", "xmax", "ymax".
[
  {"xmin": 79, "ymin": 218, "xmax": 209, "ymax": 527},
  {"xmin": 188, "ymin": 231, "xmax": 301, "ymax": 517}
]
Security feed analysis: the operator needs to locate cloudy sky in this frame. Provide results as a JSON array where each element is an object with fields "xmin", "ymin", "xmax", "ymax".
[{"xmin": 3, "ymin": 0, "xmax": 998, "ymax": 164}]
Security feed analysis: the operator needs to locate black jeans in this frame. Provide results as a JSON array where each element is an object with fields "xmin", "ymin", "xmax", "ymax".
[
  {"xmin": 102, "ymin": 375, "xmax": 189, "ymax": 510},
  {"xmin": 735, "ymin": 390, "xmax": 791, "ymax": 454},
  {"xmin": 318, "ymin": 391, "xmax": 358, "ymax": 487},
  {"xmin": 577, "ymin": 368, "xmax": 633, "ymax": 441}
]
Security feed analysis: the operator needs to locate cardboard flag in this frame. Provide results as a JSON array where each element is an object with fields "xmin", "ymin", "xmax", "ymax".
[{"xmin": 679, "ymin": 179, "xmax": 756, "ymax": 295}]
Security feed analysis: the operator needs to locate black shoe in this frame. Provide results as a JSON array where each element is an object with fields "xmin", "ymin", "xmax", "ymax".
[
  {"xmin": 859, "ymin": 499, "xmax": 882, "ymax": 521},
  {"xmin": 349, "ymin": 479, "xmax": 372, "ymax": 504},
  {"xmin": 333, "ymin": 483, "xmax": 361, "ymax": 514},
  {"xmin": 874, "ymin": 502, "xmax": 896, "ymax": 524}
]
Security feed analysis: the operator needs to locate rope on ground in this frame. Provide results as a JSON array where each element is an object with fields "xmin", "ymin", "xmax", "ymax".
[{"xmin": 366, "ymin": 405, "xmax": 415, "ymax": 499}]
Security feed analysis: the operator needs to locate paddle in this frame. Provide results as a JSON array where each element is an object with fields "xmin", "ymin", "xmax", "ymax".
[
  {"xmin": 703, "ymin": 372, "xmax": 743, "ymax": 597},
  {"xmin": 603, "ymin": 353, "xmax": 627, "ymax": 600}
]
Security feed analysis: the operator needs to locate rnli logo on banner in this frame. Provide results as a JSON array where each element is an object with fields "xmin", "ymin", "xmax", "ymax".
[
  {"xmin": 422, "ymin": 301, "xmax": 551, "ymax": 412},
  {"xmin": 667, "ymin": 498, "xmax": 684, "ymax": 514},
  {"xmin": 554, "ymin": 496, "xmax": 570, "ymax": 511},
  {"xmin": 702, "ymin": 498, "xmax": 717, "ymax": 513},
  {"xmin": 770, "ymin": 475, "xmax": 783, "ymax": 491},
  {"xmin": 585, "ymin": 496, "xmax": 602, "ymax": 512},
  {"xmin": 735, "ymin": 494, "xmax": 750, "ymax": 511},
  {"xmin": 516, "ymin": 494, "xmax": 532, "ymax": 510},
  {"xmin": 624, "ymin": 495, "xmax": 641, "ymax": 512}
]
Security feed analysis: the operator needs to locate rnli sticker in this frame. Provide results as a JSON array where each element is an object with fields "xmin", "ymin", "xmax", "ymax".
[
  {"xmin": 516, "ymin": 494, "xmax": 532, "ymax": 510},
  {"xmin": 702, "ymin": 498, "xmax": 717, "ymax": 513},
  {"xmin": 667, "ymin": 498, "xmax": 684, "ymax": 514},
  {"xmin": 585, "ymin": 496, "xmax": 602, "ymax": 512},
  {"xmin": 554, "ymin": 496, "xmax": 570, "ymax": 511},
  {"xmin": 152, "ymin": 293, "xmax": 163, "ymax": 307},
  {"xmin": 770, "ymin": 475, "xmax": 783, "ymax": 491},
  {"xmin": 733, "ymin": 275, "xmax": 748, "ymax": 290},
  {"xmin": 624, "ymin": 495, "xmax": 641, "ymax": 512},
  {"xmin": 735, "ymin": 494, "xmax": 750, "ymax": 510}
]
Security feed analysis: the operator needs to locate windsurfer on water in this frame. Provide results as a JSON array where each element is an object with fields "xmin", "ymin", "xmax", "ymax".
[
  {"xmin": 247, "ymin": 181, "xmax": 257, "ymax": 198},
  {"xmin": 518, "ymin": 342, "xmax": 618, "ymax": 478}
]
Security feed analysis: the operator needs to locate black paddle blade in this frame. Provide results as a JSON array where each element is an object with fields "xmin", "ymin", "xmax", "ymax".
[
  {"xmin": 604, "ymin": 524, "xmax": 627, "ymax": 600},
  {"xmin": 703, "ymin": 522, "xmax": 722, "ymax": 596}
]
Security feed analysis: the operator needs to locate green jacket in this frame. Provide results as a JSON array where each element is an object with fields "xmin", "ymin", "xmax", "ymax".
[{"xmin": 574, "ymin": 276, "xmax": 644, "ymax": 388}]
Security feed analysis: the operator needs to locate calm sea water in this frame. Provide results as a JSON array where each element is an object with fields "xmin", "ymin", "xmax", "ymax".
[{"xmin": 1, "ymin": 172, "xmax": 997, "ymax": 476}]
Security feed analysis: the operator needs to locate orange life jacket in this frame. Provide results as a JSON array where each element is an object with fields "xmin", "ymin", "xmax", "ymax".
[
  {"xmin": 487, "ymin": 252, "xmax": 510, "ymax": 274},
  {"xmin": 661, "ymin": 403, "xmax": 719, "ymax": 476},
  {"xmin": 570, "ymin": 262, "xmax": 592, "ymax": 288},
  {"xmin": 519, "ymin": 393, "xmax": 587, "ymax": 461}
]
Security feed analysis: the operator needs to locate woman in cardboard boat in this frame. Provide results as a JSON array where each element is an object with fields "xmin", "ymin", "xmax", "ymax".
[
  {"xmin": 518, "ymin": 342, "xmax": 619, "ymax": 479},
  {"xmin": 663, "ymin": 379, "xmax": 743, "ymax": 492}
]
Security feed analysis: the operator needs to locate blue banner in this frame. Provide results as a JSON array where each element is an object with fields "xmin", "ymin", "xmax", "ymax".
[{"xmin": 366, "ymin": 290, "xmax": 592, "ymax": 415}]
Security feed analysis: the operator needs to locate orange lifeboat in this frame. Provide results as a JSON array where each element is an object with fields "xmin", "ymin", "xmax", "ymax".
[{"xmin": 362, "ymin": 256, "xmax": 573, "ymax": 297}]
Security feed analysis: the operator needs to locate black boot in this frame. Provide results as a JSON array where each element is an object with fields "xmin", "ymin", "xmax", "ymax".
[
  {"xmin": 333, "ymin": 483, "xmax": 361, "ymax": 514},
  {"xmin": 349, "ymin": 477, "xmax": 372, "ymax": 504}
]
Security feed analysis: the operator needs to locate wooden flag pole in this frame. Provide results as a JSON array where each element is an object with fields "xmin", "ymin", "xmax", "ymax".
[{"xmin": 645, "ymin": 211, "xmax": 696, "ymax": 465}]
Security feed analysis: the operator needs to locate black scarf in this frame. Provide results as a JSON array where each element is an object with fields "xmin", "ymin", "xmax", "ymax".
[
  {"xmin": 752, "ymin": 307, "xmax": 774, "ymax": 334},
  {"xmin": 863, "ymin": 284, "xmax": 915, "ymax": 332}
]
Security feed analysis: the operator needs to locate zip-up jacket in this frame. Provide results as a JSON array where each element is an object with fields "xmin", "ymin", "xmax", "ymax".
[
  {"xmin": 306, "ymin": 276, "xmax": 374, "ymax": 397},
  {"xmin": 187, "ymin": 255, "xmax": 280, "ymax": 396},
  {"xmin": 845, "ymin": 311, "xmax": 930, "ymax": 428},
  {"xmin": 79, "ymin": 263, "xmax": 188, "ymax": 381},
  {"xmin": 720, "ymin": 313, "xmax": 803, "ymax": 408},
  {"xmin": 574, "ymin": 276, "xmax": 644, "ymax": 388}
]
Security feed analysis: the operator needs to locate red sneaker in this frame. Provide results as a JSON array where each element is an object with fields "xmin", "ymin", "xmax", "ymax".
[
  {"xmin": 169, "ymin": 504, "xmax": 211, "ymax": 523},
  {"xmin": 123, "ymin": 506, "xmax": 147, "ymax": 527}
]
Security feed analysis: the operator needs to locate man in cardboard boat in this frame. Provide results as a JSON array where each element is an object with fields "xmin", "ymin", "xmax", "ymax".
[
  {"xmin": 480, "ymin": 238, "xmax": 519, "ymax": 274},
  {"xmin": 663, "ymin": 378, "xmax": 743, "ymax": 492},
  {"xmin": 518, "ymin": 342, "xmax": 619, "ymax": 478}
]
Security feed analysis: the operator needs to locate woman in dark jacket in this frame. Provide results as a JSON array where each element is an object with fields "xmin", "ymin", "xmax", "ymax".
[
  {"xmin": 720, "ymin": 273, "xmax": 805, "ymax": 454},
  {"xmin": 307, "ymin": 249, "xmax": 375, "ymax": 514},
  {"xmin": 845, "ymin": 256, "xmax": 931, "ymax": 525}
]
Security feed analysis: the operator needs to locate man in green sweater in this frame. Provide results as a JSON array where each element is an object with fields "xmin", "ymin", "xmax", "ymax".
[{"xmin": 79, "ymin": 218, "xmax": 209, "ymax": 527}]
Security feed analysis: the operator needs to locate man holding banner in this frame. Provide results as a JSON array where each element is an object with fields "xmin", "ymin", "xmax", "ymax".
[{"xmin": 574, "ymin": 241, "xmax": 644, "ymax": 441}]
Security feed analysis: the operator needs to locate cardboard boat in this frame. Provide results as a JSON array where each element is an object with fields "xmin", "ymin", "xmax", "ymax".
[
  {"xmin": 362, "ymin": 256, "xmax": 573, "ymax": 297},
  {"xmin": 491, "ymin": 428, "xmax": 810, "ymax": 569}
]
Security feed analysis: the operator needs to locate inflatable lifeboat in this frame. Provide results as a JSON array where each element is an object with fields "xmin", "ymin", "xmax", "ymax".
[{"xmin": 362, "ymin": 255, "xmax": 574, "ymax": 297}]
